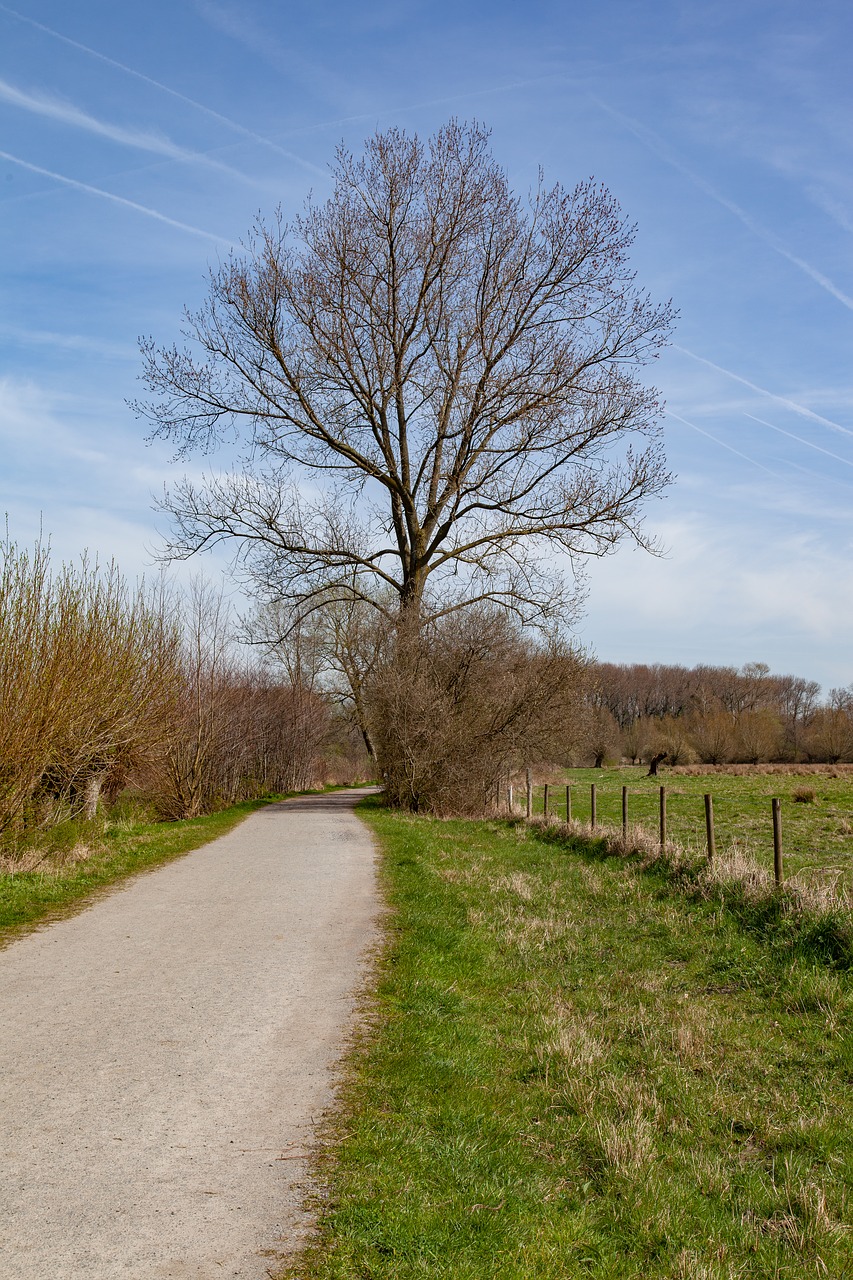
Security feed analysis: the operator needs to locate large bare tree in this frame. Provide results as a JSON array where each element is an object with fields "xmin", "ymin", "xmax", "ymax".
[{"xmin": 137, "ymin": 120, "xmax": 674, "ymax": 628}]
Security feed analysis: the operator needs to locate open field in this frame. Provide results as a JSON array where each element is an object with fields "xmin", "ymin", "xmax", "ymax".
[
  {"xmin": 288, "ymin": 798, "xmax": 853, "ymax": 1280},
  {"xmin": 532, "ymin": 767, "xmax": 853, "ymax": 891}
]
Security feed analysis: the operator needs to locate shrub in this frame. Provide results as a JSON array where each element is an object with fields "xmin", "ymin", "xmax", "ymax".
[{"xmin": 367, "ymin": 610, "xmax": 586, "ymax": 815}]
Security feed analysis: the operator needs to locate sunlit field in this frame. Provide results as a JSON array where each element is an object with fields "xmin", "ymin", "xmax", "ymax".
[{"xmin": 531, "ymin": 766, "xmax": 853, "ymax": 891}]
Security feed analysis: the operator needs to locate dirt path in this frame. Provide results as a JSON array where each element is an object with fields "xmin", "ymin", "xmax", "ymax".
[{"xmin": 0, "ymin": 790, "xmax": 379, "ymax": 1279}]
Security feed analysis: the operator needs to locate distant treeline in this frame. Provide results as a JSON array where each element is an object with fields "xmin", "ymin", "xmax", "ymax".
[
  {"xmin": 582, "ymin": 661, "xmax": 851, "ymax": 766},
  {"xmin": 0, "ymin": 541, "xmax": 366, "ymax": 837}
]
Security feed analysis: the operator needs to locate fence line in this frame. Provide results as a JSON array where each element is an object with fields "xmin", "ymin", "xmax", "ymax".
[{"xmin": 513, "ymin": 780, "xmax": 786, "ymax": 885}]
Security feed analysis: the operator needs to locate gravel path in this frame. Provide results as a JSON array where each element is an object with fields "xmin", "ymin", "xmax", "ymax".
[{"xmin": 0, "ymin": 789, "xmax": 379, "ymax": 1279}]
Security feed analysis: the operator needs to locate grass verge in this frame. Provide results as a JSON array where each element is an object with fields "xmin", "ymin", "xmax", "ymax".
[
  {"xmin": 0, "ymin": 797, "xmax": 279, "ymax": 941},
  {"xmin": 287, "ymin": 797, "xmax": 853, "ymax": 1279}
]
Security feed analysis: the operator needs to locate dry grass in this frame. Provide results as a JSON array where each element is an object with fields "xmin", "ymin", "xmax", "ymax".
[
  {"xmin": 671, "ymin": 762, "xmax": 853, "ymax": 777},
  {"xmin": 528, "ymin": 811, "xmax": 853, "ymax": 963},
  {"xmin": 792, "ymin": 785, "xmax": 817, "ymax": 803},
  {"xmin": 0, "ymin": 840, "xmax": 99, "ymax": 876}
]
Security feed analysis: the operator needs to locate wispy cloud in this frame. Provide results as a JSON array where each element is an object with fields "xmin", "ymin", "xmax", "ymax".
[
  {"xmin": 0, "ymin": 3, "xmax": 326, "ymax": 178},
  {"xmin": 744, "ymin": 412, "xmax": 853, "ymax": 468},
  {"xmin": 594, "ymin": 96, "xmax": 853, "ymax": 313},
  {"xmin": 0, "ymin": 149, "xmax": 227, "ymax": 242},
  {"xmin": 0, "ymin": 76, "xmax": 264, "ymax": 185},
  {"xmin": 665, "ymin": 408, "xmax": 775, "ymax": 474},
  {"xmin": 675, "ymin": 345, "xmax": 853, "ymax": 439},
  {"xmin": 0, "ymin": 325, "xmax": 136, "ymax": 360}
]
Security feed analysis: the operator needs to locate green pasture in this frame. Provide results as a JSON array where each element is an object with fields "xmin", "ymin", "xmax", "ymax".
[
  {"xmin": 289, "ymin": 799, "xmax": 853, "ymax": 1280},
  {"xmin": 533, "ymin": 767, "xmax": 853, "ymax": 889}
]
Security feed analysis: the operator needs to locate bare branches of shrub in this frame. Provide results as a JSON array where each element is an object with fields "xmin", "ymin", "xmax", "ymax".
[
  {"xmin": 0, "ymin": 541, "xmax": 361, "ymax": 841},
  {"xmin": 367, "ymin": 609, "xmax": 586, "ymax": 815}
]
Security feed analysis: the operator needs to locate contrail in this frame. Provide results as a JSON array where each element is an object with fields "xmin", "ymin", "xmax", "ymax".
[
  {"xmin": 675, "ymin": 345, "xmax": 853, "ymax": 440},
  {"xmin": 594, "ymin": 96, "xmax": 853, "ymax": 313},
  {"xmin": 0, "ymin": 149, "xmax": 227, "ymax": 243},
  {"xmin": 0, "ymin": 2, "xmax": 325, "ymax": 177},
  {"xmin": 744, "ymin": 413, "xmax": 853, "ymax": 468},
  {"xmin": 665, "ymin": 409, "xmax": 776, "ymax": 475},
  {"xmin": 0, "ymin": 77, "xmax": 261, "ymax": 184}
]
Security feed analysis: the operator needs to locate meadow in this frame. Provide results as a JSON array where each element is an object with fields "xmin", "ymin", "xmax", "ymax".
[
  {"xmin": 534, "ymin": 766, "xmax": 853, "ymax": 892},
  {"xmin": 288, "ymin": 798, "xmax": 853, "ymax": 1280}
]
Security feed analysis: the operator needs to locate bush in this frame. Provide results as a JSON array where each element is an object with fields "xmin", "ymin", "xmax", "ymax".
[{"xmin": 366, "ymin": 610, "xmax": 586, "ymax": 815}]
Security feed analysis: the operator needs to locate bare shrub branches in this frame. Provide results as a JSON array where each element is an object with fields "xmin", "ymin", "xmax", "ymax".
[
  {"xmin": 0, "ymin": 540, "xmax": 176, "ymax": 828},
  {"xmin": 127, "ymin": 579, "xmax": 348, "ymax": 820},
  {"xmin": 0, "ymin": 542, "xmax": 364, "ymax": 840},
  {"xmin": 367, "ymin": 609, "xmax": 586, "ymax": 814}
]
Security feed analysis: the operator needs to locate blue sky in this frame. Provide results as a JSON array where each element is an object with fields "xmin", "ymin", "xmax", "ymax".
[{"xmin": 1, "ymin": 0, "xmax": 852, "ymax": 690}]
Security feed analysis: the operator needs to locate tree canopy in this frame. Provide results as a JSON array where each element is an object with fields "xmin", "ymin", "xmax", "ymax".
[{"xmin": 137, "ymin": 120, "xmax": 674, "ymax": 629}]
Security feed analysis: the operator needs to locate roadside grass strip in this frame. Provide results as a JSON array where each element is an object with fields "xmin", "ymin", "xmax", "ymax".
[
  {"xmin": 294, "ymin": 798, "xmax": 853, "ymax": 1279},
  {"xmin": 0, "ymin": 798, "xmax": 277, "ymax": 939}
]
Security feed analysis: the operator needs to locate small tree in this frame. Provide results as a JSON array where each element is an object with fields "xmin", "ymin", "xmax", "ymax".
[
  {"xmin": 803, "ymin": 707, "xmax": 853, "ymax": 764},
  {"xmin": 584, "ymin": 705, "xmax": 621, "ymax": 768},
  {"xmin": 621, "ymin": 717, "xmax": 648, "ymax": 766},
  {"xmin": 689, "ymin": 709, "xmax": 735, "ymax": 765},
  {"xmin": 733, "ymin": 709, "xmax": 783, "ymax": 765}
]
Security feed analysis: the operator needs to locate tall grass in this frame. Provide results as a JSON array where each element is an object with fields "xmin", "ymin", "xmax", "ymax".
[{"xmin": 528, "ymin": 812, "xmax": 853, "ymax": 969}]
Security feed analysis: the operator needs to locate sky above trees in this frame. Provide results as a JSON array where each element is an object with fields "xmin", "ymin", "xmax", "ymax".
[{"xmin": 1, "ymin": 0, "xmax": 852, "ymax": 688}]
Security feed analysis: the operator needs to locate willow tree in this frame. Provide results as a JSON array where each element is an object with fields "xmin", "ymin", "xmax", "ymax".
[{"xmin": 137, "ymin": 120, "xmax": 674, "ymax": 633}]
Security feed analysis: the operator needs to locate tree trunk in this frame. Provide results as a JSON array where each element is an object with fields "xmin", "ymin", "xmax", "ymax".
[{"xmin": 83, "ymin": 773, "xmax": 104, "ymax": 820}]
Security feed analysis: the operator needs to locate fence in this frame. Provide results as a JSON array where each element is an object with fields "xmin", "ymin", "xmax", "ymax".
[{"xmin": 521, "ymin": 778, "xmax": 788, "ymax": 886}]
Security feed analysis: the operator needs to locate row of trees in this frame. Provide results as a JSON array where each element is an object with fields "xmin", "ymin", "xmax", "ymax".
[
  {"xmin": 582, "ymin": 662, "xmax": 851, "ymax": 767},
  {"xmin": 0, "ymin": 540, "xmax": 364, "ymax": 835}
]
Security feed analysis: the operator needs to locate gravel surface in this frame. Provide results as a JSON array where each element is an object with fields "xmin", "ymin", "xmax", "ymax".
[{"xmin": 0, "ymin": 789, "xmax": 379, "ymax": 1279}]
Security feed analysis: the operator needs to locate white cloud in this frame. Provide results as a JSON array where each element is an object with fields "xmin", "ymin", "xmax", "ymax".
[
  {"xmin": 0, "ymin": 76, "xmax": 263, "ymax": 186},
  {"xmin": 0, "ymin": 3, "xmax": 323, "ymax": 176},
  {"xmin": 575, "ymin": 513, "xmax": 853, "ymax": 688},
  {"xmin": 0, "ymin": 149, "xmax": 228, "ymax": 243}
]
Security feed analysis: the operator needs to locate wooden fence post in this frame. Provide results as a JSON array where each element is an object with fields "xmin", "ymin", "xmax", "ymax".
[
  {"xmin": 543, "ymin": 783, "xmax": 549, "ymax": 818},
  {"xmin": 566, "ymin": 784, "xmax": 572, "ymax": 823},
  {"xmin": 659, "ymin": 786, "xmax": 666, "ymax": 852},
  {"xmin": 704, "ymin": 793, "xmax": 715, "ymax": 864},
  {"xmin": 772, "ymin": 797, "xmax": 783, "ymax": 885},
  {"xmin": 526, "ymin": 769, "xmax": 532, "ymax": 820},
  {"xmin": 590, "ymin": 783, "xmax": 597, "ymax": 829},
  {"xmin": 622, "ymin": 785, "xmax": 628, "ymax": 839}
]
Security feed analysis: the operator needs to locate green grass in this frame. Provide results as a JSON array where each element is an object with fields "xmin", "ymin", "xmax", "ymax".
[
  {"xmin": 288, "ymin": 798, "xmax": 853, "ymax": 1279},
  {"xmin": 0, "ymin": 797, "xmax": 279, "ymax": 941},
  {"xmin": 536, "ymin": 767, "xmax": 853, "ymax": 889}
]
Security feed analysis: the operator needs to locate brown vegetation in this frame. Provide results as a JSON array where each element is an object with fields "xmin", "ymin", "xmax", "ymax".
[
  {"xmin": 0, "ymin": 540, "xmax": 368, "ymax": 851},
  {"xmin": 579, "ymin": 661, "xmax": 852, "ymax": 768},
  {"xmin": 367, "ymin": 609, "xmax": 585, "ymax": 815}
]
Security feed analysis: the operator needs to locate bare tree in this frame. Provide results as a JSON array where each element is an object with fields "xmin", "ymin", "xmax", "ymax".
[{"xmin": 136, "ymin": 120, "xmax": 673, "ymax": 633}]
